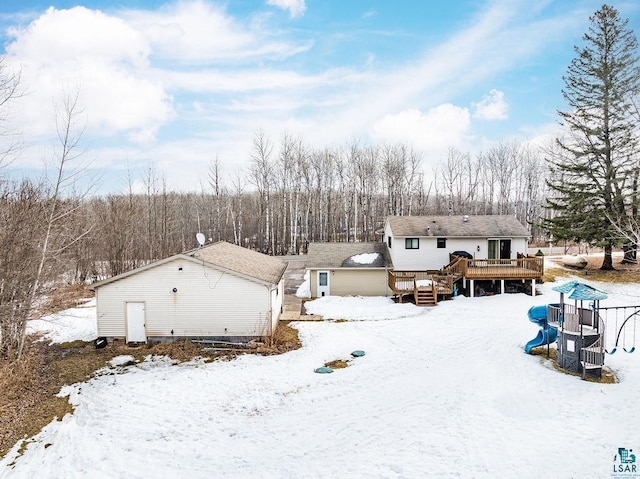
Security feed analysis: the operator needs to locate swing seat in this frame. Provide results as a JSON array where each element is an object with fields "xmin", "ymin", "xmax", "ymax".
[
  {"xmin": 606, "ymin": 347, "xmax": 617, "ymax": 355},
  {"xmin": 610, "ymin": 310, "xmax": 638, "ymax": 356}
]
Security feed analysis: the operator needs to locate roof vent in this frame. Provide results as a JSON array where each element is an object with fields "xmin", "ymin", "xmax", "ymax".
[{"xmin": 463, "ymin": 215, "xmax": 469, "ymax": 222}]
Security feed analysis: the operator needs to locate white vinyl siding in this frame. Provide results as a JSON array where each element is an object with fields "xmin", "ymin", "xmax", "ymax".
[
  {"xmin": 269, "ymin": 280, "xmax": 284, "ymax": 332},
  {"xmin": 387, "ymin": 236, "xmax": 528, "ymax": 270},
  {"xmin": 96, "ymin": 258, "xmax": 278, "ymax": 338},
  {"xmin": 308, "ymin": 268, "xmax": 388, "ymax": 298}
]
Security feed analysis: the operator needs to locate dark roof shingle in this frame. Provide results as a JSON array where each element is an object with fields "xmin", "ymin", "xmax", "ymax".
[
  {"xmin": 386, "ymin": 215, "xmax": 530, "ymax": 238},
  {"xmin": 192, "ymin": 241, "xmax": 287, "ymax": 284},
  {"xmin": 306, "ymin": 242, "xmax": 392, "ymax": 268}
]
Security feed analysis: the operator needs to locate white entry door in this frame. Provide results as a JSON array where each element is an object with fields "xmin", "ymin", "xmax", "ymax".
[
  {"xmin": 317, "ymin": 271, "xmax": 330, "ymax": 297},
  {"xmin": 126, "ymin": 302, "xmax": 147, "ymax": 343}
]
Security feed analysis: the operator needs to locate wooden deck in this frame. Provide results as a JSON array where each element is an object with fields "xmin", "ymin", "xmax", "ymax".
[
  {"xmin": 463, "ymin": 257, "xmax": 543, "ymax": 280},
  {"xmin": 388, "ymin": 257, "xmax": 543, "ymax": 304},
  {"xmin": 387, "ymin": 270, "xmax": 457, "ymax": 305}
]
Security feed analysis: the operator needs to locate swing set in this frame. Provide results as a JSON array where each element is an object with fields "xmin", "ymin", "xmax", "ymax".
[
  {"xmin": 603, "ymin": 306, "xmax": 640, "ymax": 354},
  {"xmin": 534, "ymin": 281, "xmax": 640, "ymax": 379}
]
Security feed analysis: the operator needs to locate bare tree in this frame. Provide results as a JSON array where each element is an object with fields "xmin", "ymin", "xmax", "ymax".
[
  {"xmin": 304, "ymin": 147, "xmax": 335, "ymax": 243},
  {"xmin": 404, "ymin": 148, "xmax": 425, "ymax": 215},
  {"xmin": 352, "ymin": 144, "xmax": 379, "ymax": 241},
  {"xmin": 381, "ymin": 144, "xmax": 406, "ymax": 216},
  {"xmin": 278, "ymin": 136, "xmax": 306, "ymax": 253},
  {"xmin": 0, "ymin": 57, "xmax": 22, "ymax": 169},
  {"xmin": 12, "ymin": 87, "xmax": 92, "ymax": 360},
  {"xmin": 513, "ymin": 143, "xmax": 546, "ymax": 239},
  {"xmin": 434, "ymin": 148, "xmax": 469, "ymax": 215},
  {"xmin": 0, "ymin": 180, "xmax": 45, "ymax": 359},
  {"xmin": 207, "ymin": 156, "xmax": 225, "ymax": 243},
  {"xmin": 249, "ymin": 130, "xmax": 275, "ymax": 253},
  {"xmin": 228, "ymin": 168, "xmax": 246, "ymax": 246},
  {"xmin": 336, "ymin": 145, "xmax": 357, "ymax": 242}
]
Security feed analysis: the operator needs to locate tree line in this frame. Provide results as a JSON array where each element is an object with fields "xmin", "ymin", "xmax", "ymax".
[{"xmin": 9, "ymin": 134, "xmax": 552, "ymax": 280}]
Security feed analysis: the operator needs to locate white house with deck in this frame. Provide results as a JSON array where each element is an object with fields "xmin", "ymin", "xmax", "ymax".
[
  {"xmin": 384, "ymin": 215, "xmax": 542, "ymax": 302},
  {"xmin": 92, "ymin": 241, "xmax": 287, "ymax": 343},
  {"xmin": 384, "ymin": 215, "xmax": 530, "ymax": 270}
]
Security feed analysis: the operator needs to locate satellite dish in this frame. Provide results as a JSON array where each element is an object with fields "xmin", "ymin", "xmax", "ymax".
[{"xmin": 196, "ymin": 233, "xmax": 205, "ymax": 246}]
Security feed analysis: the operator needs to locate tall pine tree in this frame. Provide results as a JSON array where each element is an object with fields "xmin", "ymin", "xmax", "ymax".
[{"xmin": 545, "ymin": 4, "xmax": 640, "ymax": 269}]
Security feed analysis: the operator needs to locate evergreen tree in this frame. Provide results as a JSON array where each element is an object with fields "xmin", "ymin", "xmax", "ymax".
[{"xmin": 545, "ymin": 4, "xmax": 640, "ymax": 269}]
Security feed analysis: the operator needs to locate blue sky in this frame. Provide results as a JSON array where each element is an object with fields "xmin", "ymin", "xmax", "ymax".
[{"xmin": 1, "ymin": 0, "xmax": 639, "ymax": 193}]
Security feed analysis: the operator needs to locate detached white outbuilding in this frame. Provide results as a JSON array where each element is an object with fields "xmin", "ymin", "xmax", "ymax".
[{"xmin": 92, "ymin": 241, "xmax": 287, "ymax": 343}]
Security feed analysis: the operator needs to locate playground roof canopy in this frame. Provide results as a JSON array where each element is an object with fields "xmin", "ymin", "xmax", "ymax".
[{"xmin": 552, "ymin": 281, "xmax": 608, "ymax": 301}]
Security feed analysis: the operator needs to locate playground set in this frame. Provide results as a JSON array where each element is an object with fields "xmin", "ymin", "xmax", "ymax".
[{"xmin": 524, "ymin": 281, "xmax": 640, "ymax": 379}]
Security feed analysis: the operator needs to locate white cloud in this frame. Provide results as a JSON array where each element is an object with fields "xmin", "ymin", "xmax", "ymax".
[
  {"xmin": 6, "ymin": 6, "xmax": 148, "ymax": 67},
  {"xmin": 472, "ymin": 89, "xmax": 508, "ymax": 120},
  {"xmin": 94, "ymin": 136, "xmax": 255, "ymax": 192},
  {"xmin": 0, "ymin": 0, "xmax": 594, "ymax": 191},
  {"xmin": 519, "ymin": 121, "xmax": 561, "ymax": 150},
  {"xmin": 266, "ymin": 0, "xmax": 307, "ymax": 18},
  {"xmin": 2, "ymin": 0, "xmax": 311, "ymax": 151},
  {"xmin": 314, "ymin": 0, "xmax": 587, "ymax": 150},
  {"xmin": 124, "ymin": 1, "xmax": 253, "ymax": 63},
  {"xmin": 5, "ymin": 6, "xmax": 173, "ymax": 142},
  {"xmin": 122, "ymin": 1, "xmax": 312, "ymax": 62},
  {"xmin": 162, "ymin": 68, "xmax": 336, "ymax": 94},
  {"xmin": 372, "ymin": 104, "xmax": 471, "ymax": 151},
  {"xmin": 302, "ymin": 3, "xmax": 527, "ymax": 150}
]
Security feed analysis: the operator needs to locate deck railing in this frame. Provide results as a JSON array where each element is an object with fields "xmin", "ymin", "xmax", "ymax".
[
  {"xmin": 388, "ymin": 270, "xmax": 434, "ymax": 292},
  {"xmin": 465, "ymin": 257, "xmax": 543, "ymax": 278},
  {"xmin": 432, "ymin": 274, "xmax": 454, "ymax": 294},
  {"xmin": 442, "ymin": 256, "xmax": 467, "ymax": 277},
  {"xmin": 388, "ymin": 256, "xmax": 543, "ymax": 298}
]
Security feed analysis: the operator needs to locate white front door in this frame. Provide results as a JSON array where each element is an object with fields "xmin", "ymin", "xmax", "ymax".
[
  {"xmin": 126, "ymin": 302, "xmax": 147, "ymax": 343},
  {"xmin": 317, "ymin": 271, "xmax": 330, "ymax": 297}
]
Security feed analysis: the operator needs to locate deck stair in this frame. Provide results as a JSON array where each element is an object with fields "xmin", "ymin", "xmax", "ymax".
[
  {"xmin": 388, "ymin": 255, "xmax": 543, "ymax": 304},
  {"xmin": 414, "ymin": 281, "xmax": 437, "ymax": 306},
  {"xmin": 439, "ymin": 256, "xmax": 465, "ymax": 282}
]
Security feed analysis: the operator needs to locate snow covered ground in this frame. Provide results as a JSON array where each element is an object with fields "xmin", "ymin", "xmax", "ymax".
[
  {"xmin": 26, "ymin": 298, "xmax": 97, "ymax": 344},
  {"xmin": 3, "ymin": 279, "xmax": 640, "ymax": 479}
]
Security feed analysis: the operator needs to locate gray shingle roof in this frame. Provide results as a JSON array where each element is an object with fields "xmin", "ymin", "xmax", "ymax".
[
  {"xmin": 305, "ymin": 242, "xmax": 392, "ymax": 268},
  {"xmin": 386, "ymin": 215, "xmax": 530, "ymax": 238},
  {"xmin": 191, "ymin": 241, "xmax": 287, "ymax": 285}
]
